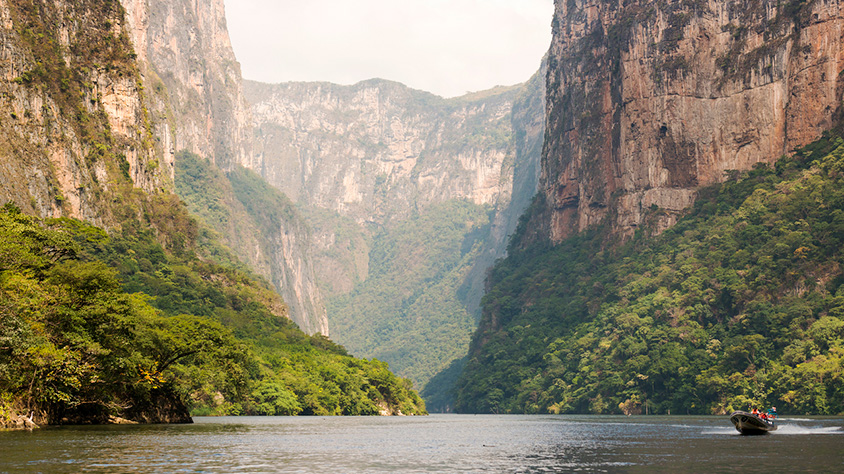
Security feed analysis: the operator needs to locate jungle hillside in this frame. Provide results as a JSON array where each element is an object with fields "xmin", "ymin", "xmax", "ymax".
[
  {"xmin": 0, "ymin": 202, "xmax": 425, "ymax": 425},
  {"xmin": 454, "ymin": 132, "xmax": 844, "ymax": 416}
]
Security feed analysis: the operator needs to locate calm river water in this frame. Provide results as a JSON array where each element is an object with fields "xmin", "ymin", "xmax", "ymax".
[{"xmin": 1, "ymin": 415, "xmax": 842, "ymax": 473}]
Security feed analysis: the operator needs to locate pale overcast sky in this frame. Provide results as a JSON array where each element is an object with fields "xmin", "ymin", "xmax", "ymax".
[{"xmin": 224, "ymin": 0, "xmax": 554, "ymax": 98}]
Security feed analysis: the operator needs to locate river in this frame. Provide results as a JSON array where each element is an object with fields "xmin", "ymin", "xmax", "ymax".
[{"xmin": 1, "ymin": 415, "xmax": 842, "ymax": 473}]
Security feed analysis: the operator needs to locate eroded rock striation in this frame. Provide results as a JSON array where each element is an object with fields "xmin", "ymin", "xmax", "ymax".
[
  {"xmin": 246, "ymin": 80, "xmax": 520, "ymax": 224},
  {"xmin": 121, "ymin": 0, "xmax": 253, "ymax": 172},
  {"xmin": 535, "ymin": 0, "xmax": 844, "ymax": 243}
]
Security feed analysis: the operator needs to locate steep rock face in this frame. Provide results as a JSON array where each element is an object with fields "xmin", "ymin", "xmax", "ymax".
[
  {"xmin": 225, "ymin": 166, "xmax": 330, "ymax": 336},
  {"xmin": 538, "ymin": 0, "xmax": 844, "ymax": 242},
  {"xmin": 460, "ymin": 65, "xmax": 547, "ymax": 315},
  {"xmin": 246, "ymin": 80, "xmax": 518, "ymax": 224},
  {"xmin": 173, "ymin": 152, "xmax": 328, "ymax": 335},
  {"xmin": 0, "ymin": 0, "xmax": 167, "ymax": 225},
  {"xmin": 118, "ymin": 0, "xmax": 327, "ymax": 334},
  {"xmin": 120, "ymin": 0, "xmax": 253, "ymax": 171},
  {"xmin": 246, "ymin": 77, "xmax": 546, "ymax": 395}
]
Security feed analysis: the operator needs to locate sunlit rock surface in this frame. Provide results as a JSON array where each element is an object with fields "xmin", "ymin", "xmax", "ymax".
[{"xmin": 537, "ymin": 0, "xmax": 844, "ymax": 242}]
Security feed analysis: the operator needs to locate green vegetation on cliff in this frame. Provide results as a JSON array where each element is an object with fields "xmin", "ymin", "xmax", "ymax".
[
  {"xmin": 174, "ymin": 151, "xmax": 326, "ymax": 335},
  {"xmin": 455, "ymin": 133, "xmax": 844, "ymax": 415},
  {"xmin": 328, "ymin": 200, "xmax": 492, "ymax": 398},
  {"xmin": 0, "ymin": 203, "xmax": 425, "ymax": 423},
  {"xmin": 1, "ymin": 0, "xmax": 426, "ymax": 426}
]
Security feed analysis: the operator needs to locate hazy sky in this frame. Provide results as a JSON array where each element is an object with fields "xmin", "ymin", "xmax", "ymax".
[{"xmin": 224, "ymin": 0, "xmax": 554, "ymax": 98}]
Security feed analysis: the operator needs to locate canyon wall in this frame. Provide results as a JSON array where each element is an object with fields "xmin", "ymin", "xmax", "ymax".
[
  {"xmin": 118, "ymin": 0, "xmax": 327, "ymax": 334},
  {"xmin": 121, "ymin": 0, "xmax": 253, "ymax": 171},
  {"xmin": 537, "ymin": 0, "xmax": 844, "ymax": 243},
  {"xmin": 246, "ymin": 79, "xmax": 520, "ymax": 224},
  {"xmin": 0, "ymin": 0, "xmax": 168, "ymax": 226},
  {"xmin": 245, "ymin": 78, "xmax": 542, "ymax": 309},
  {"xmin": 245, "ymin": 76, "xmax": 546, "ymax": 392},
  {"xmin": 460, "ymin": 65, "xmax": 547, "ymax": 315}
]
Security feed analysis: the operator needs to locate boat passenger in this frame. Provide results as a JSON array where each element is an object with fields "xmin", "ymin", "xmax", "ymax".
[{"xmin": 767, "ymin": 406, "xmax": 777, "ymax": 419}]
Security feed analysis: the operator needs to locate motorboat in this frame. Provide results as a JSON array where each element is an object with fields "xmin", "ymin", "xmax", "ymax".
[{"xmin": 729, "ymin": 411, "xmax": 777, "ymax": 435}]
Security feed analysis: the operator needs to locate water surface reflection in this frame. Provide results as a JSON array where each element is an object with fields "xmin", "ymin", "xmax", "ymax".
[{"xmin": 1, "ymin": 415, "xmax": 841, "ymax": 473}]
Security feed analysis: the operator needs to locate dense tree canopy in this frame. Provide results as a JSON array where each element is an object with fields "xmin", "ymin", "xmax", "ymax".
[
  {"xmin": 455, "ymin": 133, "xmax": 844, "ymax": 416},
  {"xmin": 327, "ymin": 200, "xmax": 491, "ymax": 399},
  {"xmin": 0, "ymin": 203, "xmax": 425, "ymax": 423}
]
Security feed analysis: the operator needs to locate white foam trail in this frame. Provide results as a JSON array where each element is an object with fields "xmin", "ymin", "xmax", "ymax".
[
  {"xmin": 702, "ymin": 425, "xmax": 844, "ymax": 436},
  {"xmin": 773, "ymin": 424, "xmax": 843, "ymax": 435}
]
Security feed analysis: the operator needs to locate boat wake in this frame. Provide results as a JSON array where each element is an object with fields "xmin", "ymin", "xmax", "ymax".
[
  {"xmin": 703, "ymin": 424, "xmax": 843, "ymax": 436},
  {"xmin": 701, "ymin": 427, "xmax": 742, "ymax": 435},
  {"xmin": 772, "ymin": 424, "xmax": 843, "ymax": 435}
]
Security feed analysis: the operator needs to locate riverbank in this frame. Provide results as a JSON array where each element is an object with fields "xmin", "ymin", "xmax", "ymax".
[{"xmin": 0, "ymin": 412, "xmax": 38, "ymax": 430}]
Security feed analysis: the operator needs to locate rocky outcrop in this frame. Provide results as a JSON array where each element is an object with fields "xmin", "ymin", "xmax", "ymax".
[
  {"xmin": 0, "ymin": 411, "xmax": 39, "ymax": 430},
  {"xmin": 538, "ymin": 0, "xmax": 844, "ymax": 243}
]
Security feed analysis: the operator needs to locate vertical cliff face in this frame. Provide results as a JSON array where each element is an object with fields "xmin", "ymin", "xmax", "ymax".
[
  {"xmin": 247, "ymin": 80, "xmax": 519, "ymax": 224},
  {"xmin": 120, "ymin": 0, "xmax": 253, "ymax": 171},
  {"xmin": 0, "ymin": 0, "xmax": 167, "ymax": 225},
  {"xmin": 115, "ymin": 0, "xmax": 328, "ymax": 334},
  {"xmin": 537, "ymin": 0, "xmax": 844, "ymax": 243}
]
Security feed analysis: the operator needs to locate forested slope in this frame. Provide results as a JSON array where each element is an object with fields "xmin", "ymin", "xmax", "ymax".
[
  {"xmin": 174, "ymin": 151, "xmax": 328, "ymax": 335},
  {"xmin": 0, "ymin": 202, "xmax": 425, "ymax": 427},
  {"xmin": 328, "ymin": 200, "xmax": 492, "ymax": 392},
  {"xmin": 455, "ymin": 133, "xmax": 844, "ymax": 415}
]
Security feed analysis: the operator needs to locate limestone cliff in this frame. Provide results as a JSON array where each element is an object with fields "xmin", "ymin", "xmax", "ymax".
[
  {"xmin": 120, "ymin": 0, "xmax": 253, "ymax": 171},
  {"xmin": 119, "ymin": 0, "xmax": 327, "ymax": 334},
  {"xmin": 245, "ymin": 77, "xmax": 546, "ymax": 392},
  {"xmin": 536, "ymin": 0, "xmax": 844, "ymax": 243},
  {"xmin": 246, "ymin": 79, "xmax": 519, "ymax": 224},
  {"xmin": 245, "ymin": 79, "xmax": 541, "ymax": 309},
  {"xmin": 0, "ymin": 0, "xmax": 168, "ymax": 225}
]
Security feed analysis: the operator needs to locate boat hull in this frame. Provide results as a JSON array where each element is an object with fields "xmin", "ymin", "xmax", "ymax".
[{"xmin": 729, "ymin": 411, "xmax": 777, "ymax": 435}]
